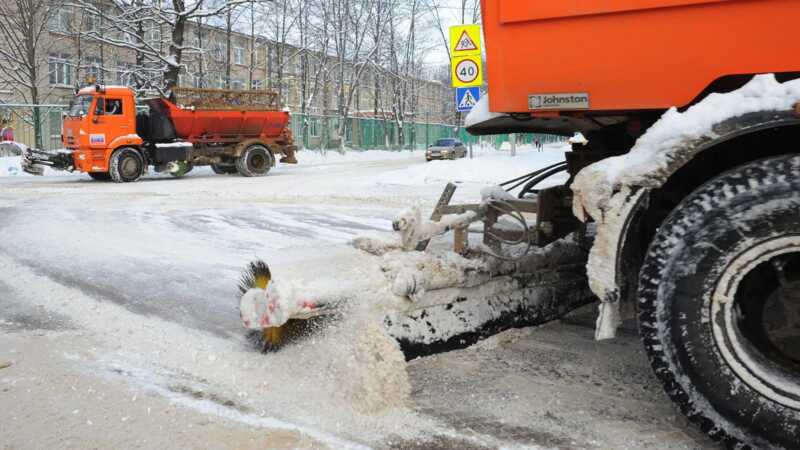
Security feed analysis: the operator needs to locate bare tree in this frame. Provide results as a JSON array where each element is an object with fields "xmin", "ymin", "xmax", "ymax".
[
  {"xmin": 74, "ymin": 0, "xmax": 247, "ymax": 91},
  {"xmin": 0, "ymin": 0, "xmax": 62, "ymax": 147}
]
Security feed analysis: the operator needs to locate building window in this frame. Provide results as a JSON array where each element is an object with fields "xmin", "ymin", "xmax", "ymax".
[
  {"xmin": 309, "ymin": 118, "xmax": 319, "ymax": 137},
  {"xmin": 293, "ymin": 56, "xmax": 302, "ymax": 74},
  {"xmin": 233, "ymin": 47, "xmax": 244, "ymax": 65},
  {"xmin": 85, "ymin": 56, "xmax": 102, "ymax": 83},
  {"xmin": 116, "ymin": 29, "xmax": 135, "ymax": 44},
  {"xmin": 116, "ymin": 62, "xmax": 135, "ymax": 86},
  {"xmin": 251, "ymin": 79, "xmax": 263, "ymax": 90},
  {"xmin": 48, "ymin": 7, "xmax": 73, "ymax": 33},
  {"xmin": 231, "ymin": 79, "xmax": 244, "ymax": 90},
  {"xmin": 251, "ymin": 48, "xmax": 260, "ymax": 67},
  {"xmin": 145, "ymin": 26, "xmax": 161, "ymax": 47},
  {"xmin": 214, "ymin": 42, "xmax": 226, "ymax": 62},
  {"xmin": 215, "ymin": 74, "xmax": 227, "ymax": 89},
  {"xmin": 85, "ymin": 12, "xmax": 102, "ymax": 32},
  {"xmin": 48, "ymin": 53, "xmax": 72, "ymax": 86}
]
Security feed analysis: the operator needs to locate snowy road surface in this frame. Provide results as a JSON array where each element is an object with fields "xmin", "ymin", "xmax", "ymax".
[{"xmin": 0, "ymin": 146, "xmax": 716, "ymax": 449}]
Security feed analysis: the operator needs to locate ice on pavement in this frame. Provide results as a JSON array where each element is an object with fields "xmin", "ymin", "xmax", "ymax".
[{"xmin": 0, "ymin": 143, "xmax": 569, "ymax": 446}]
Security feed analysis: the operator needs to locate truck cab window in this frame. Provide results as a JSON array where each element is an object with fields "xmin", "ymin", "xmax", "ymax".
[
  {"xmin": 105, "ymin": 99, "xmax": 123, "ymax": 115},
  {"xmin": 68, "ymin": 95, "xmax": 93, "ymax": 117}
]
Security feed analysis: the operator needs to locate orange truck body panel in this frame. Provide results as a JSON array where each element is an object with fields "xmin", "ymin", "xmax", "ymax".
[
  {"xmin": 481, "ymin": 0, "xmax": 800, "ymax": 114},
  {"xmin": 159, "ymin": 99, "xmax": 290, "ymax": 143}
]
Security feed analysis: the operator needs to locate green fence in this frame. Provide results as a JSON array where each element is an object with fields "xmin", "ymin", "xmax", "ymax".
[
  {"xmin": 0, "ymin": 105, "xmax": 565, "ymax": 153},
  {"xmin": 0, "ymin": 104, "xmax": 70, "ymax": 151},
  {"xmin": 289, "ymin": 113, "xmax": 564, "ymax": 151}
]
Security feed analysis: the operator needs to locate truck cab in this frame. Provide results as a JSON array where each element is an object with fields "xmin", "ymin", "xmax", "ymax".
[{"xmin": 63, "ymin": 86, "xmax": 143, "ymax": 174}]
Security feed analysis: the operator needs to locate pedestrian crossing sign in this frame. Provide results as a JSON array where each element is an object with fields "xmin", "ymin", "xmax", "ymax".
[
  {"xmin": 450, "ymin": 25, "xmax": 481, "ymax": 57},
  {"xmin": 456, "ymin": 87, "xmax": 481, "ymax": 112}
]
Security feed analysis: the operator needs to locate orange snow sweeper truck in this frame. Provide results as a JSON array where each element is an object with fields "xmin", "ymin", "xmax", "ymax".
[{"xmin": 23, "ymin": 85, "xmax": 297, "ymax": 182}]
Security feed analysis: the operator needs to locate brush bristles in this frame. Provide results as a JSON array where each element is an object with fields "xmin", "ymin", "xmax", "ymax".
[{"xmin": 238, "ymin": 260, "xmax": 272, "ymax": 294}]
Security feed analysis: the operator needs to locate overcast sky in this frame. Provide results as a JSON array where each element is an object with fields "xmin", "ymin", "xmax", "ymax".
[{"xmin": 424, "ymin": 0, "xmax": 482, "ymax": 67}]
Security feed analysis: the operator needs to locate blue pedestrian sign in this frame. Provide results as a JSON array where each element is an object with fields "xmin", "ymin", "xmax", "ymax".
[{"xmin": 456, "ymin": 87, "xmax": 480, "ymax": 112}]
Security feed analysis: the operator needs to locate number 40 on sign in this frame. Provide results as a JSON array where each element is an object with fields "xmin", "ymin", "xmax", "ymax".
[{"xmin": 451, "ymin": 55, "xmax": 482, "ymax": 88}]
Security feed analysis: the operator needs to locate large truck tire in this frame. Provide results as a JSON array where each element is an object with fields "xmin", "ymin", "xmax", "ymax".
[
  {"xmin": 236, "ymin": 145, "xmax": 273, "ymax": 177},
  {"xmin": 109, "ymin": 147, "xmax": 145, "ymax": 183},
  {"xmin": 638, "ymin": 155, "xmax": 800, "ymax": 449}
]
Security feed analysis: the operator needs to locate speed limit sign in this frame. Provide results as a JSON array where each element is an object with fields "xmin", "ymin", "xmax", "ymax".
[{"xmin": 451, "ymin": 55, "xmax": 482, "ymax": 87}]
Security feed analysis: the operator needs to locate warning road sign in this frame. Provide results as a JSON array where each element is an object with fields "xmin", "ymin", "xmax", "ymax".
[
  {"xmin": 451, "ymin": 55, "xmax": 482, "ymax": 87},
  {"xmin": 454, "ymin": 31, "xmax": 477, "ymax": 52},
  {"xmin": 456, "ymin": 87, "xmax": 480, "ymax": 112},
  {"xmin": 449, "ymin": 24, "xmax": 481, "ymax": 57}
]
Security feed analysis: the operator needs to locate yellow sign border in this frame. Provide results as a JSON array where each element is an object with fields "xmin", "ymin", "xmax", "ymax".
[
  {"xmin": 449, "ymin": 24, "xmax": 482, "ymax": 57},
  {"xmin": 451, "ymin": 55, "xmax": 483, "ymax": 88}
]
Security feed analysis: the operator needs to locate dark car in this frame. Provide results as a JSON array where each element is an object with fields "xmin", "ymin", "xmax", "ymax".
[{"xmin": 426, "ymin": 138, "xmax": 467, "ymax": 161}]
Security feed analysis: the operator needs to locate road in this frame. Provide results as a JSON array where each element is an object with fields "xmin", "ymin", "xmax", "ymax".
[{"xmin": 0, "ymin": 149, "xmax": 716, "ymax": 449}]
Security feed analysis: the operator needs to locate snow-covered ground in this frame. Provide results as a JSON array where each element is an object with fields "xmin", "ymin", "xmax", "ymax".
[{"xmin": 0, "ymin": 144, "xmax": 712, "ymax": 449}]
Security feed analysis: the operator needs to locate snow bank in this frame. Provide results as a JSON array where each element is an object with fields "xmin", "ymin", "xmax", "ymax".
[
  {"xmin": 0, "ymin": 156, "xmax": 23, "ymax": 177},
  {"xmin": 0, "ymin": 153, "xmax": 77, "ymax": 178},
  {"xmin": 572, "ymin": 74, "xmax": 800, "ymax": 221},
  {"xmin": 379, "ymin": 144, "xmax": 568, "ymax": 187},
  {"xmin": 297, "ymin": 149, "xmax": 424, "ymax": 165}
]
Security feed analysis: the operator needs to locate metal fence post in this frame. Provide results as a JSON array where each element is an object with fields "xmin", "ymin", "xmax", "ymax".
[{"xmin": 510, "ymin": 133, "xmax": 516, "ymax": 157}]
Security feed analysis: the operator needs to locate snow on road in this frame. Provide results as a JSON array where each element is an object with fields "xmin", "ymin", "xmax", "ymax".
[{"xmin": 0, "ymin": 144, "xmax": 713, "ymax": 449}]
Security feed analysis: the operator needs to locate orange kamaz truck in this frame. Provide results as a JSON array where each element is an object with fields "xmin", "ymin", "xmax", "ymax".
[
  {"xmin": 23, "ymin": 85, "xmax": 297, "ymax": 182},
  {"xmin": 462, "ymin": 0, "xmax": 800, "ymax": 447}
]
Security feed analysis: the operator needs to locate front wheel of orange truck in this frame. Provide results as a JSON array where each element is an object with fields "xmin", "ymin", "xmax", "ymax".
[
  {"xmin": 109, "ymin": 148, "xmax": 145, "ymax": 183},
  {"xmin": 236, "ymin": 145, "xmax": 273, "ymax": 177},
  {"xmin": 638, "ymin": 155, "xmax": 800, "ymax": 449}
]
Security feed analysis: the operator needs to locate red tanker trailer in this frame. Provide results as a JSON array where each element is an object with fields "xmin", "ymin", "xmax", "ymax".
[{"xmin": 23, "ymin": 85, "xmax": 298, "ymax": 182}]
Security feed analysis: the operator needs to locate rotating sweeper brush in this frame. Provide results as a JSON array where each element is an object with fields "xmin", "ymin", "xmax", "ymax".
[
  {"xmin": 238, "ymin": 260, "xmax": 339, "ymax": 351},
  {"xmin": 238, "ymin": 181, "xmax": 597, "ymax": 358}
]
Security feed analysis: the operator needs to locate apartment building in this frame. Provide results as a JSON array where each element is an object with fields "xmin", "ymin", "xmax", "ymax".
[{"xmin": 13, "ymin": 5, "xmax": 453, "ymax": 125}]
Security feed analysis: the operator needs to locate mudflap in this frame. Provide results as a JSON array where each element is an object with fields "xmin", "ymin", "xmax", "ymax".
[{"xmin": 384, "ymin": 249, "xmax": 593, "ymax": 360}]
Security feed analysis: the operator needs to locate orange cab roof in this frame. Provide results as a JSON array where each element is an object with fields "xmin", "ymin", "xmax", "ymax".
[{"xmin": 76, "ymin": 85, "xmax": 135, "ymax": 96}]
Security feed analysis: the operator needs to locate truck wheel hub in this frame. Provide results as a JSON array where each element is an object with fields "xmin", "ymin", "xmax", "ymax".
[
  {"xmin": 121, "ymin": 157, "xmax": 139, "ymax": 177},
  {"xmin": 251, "ymin": 153, "xmax": 266, "ymax": 169},
  {"xmin": 712, "ymin": 237, "xmax": 800, "ymax": 409}
]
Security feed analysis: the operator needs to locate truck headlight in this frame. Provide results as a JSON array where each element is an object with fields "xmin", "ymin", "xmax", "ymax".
[{"xmin": 78, "ymin": 153, "xmax": 86, "ymax": 160}]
